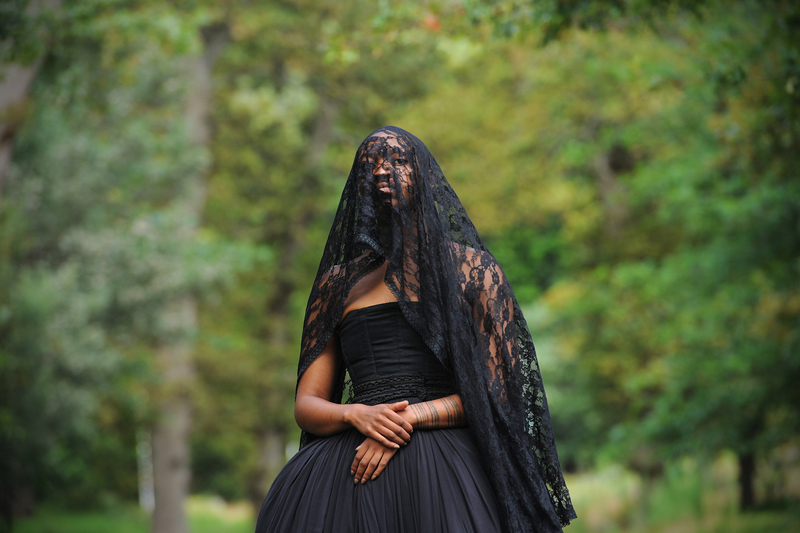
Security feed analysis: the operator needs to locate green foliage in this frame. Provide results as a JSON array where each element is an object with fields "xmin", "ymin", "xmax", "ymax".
[
  {"xmin": 563, "ymin": 455, "xmax": 800, "ymax": 533},
  {"xmin": 1, "ymin": 0, "xmax": 263, "ymax": 510},
  {"xmin": 536, "ymin": 1, "xmax": 800, "ymax": 473}
]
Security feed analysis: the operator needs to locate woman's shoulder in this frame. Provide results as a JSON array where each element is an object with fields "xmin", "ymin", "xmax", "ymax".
[
  {"xmin": 445, "ymin": 243, "xmax": 506, "ymax": 298},
  {"xmin": 317, "ymin": 252, "xmax": 375, "ymax": 284},
  {"xmin": 448, "ymin": 242, "xmax": 501, "ymax": 271}
]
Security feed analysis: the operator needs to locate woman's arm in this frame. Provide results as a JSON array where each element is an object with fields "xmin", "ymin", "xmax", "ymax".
[
  {"xmin": 295, "ymin": 333, "xmax": 414, "ymax": 448},
  {"xmin": 402, "ymin": 394, "xmax": 466, "ymax": 429}
]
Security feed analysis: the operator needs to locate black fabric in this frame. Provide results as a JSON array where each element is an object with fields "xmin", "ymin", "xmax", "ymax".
[
  {"xmin": 350, "ymin": 372, "xmax": 458, "ymax": 405},
  {"xmin": 337, "ymin": 302, "xmax": 454, "ymax": 382},
  {"xmin": 256, "ymin": 302, "xmax": 502, "ymax": 533},
  {"xmin": 338, "ymin": 302, "xmax": 459, "ymax": 405},
  {"xmin": 257, "ymin": 427, "xmax": 502, "ymax": 533},
  {"xmin": 296, "ymin": 126, "xmax": 576, "ymax": 532}
]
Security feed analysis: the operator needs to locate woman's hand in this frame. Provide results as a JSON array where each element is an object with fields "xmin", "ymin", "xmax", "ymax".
[
  {"xmin": 344, "ymin": 401, "xmax": 413, "ymax": 448},
  {"xmin": 351, "ymin": 437, "xmax": 397, "ymax": 484}
]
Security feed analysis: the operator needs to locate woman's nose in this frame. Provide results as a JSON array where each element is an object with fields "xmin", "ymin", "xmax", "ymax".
[{"xmin": 372, "ymin": 159, "xmax": 391, "ymax": 175}]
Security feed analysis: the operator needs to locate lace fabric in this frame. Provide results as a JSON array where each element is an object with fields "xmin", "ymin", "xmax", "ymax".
[{"xmin": 296, "ymin": 126, "xmax": 576, "ymax": 531}]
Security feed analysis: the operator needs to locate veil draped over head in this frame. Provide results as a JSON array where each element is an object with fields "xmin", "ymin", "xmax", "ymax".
[{"xmin": 297, "ymin": 126, "xmax": 576, "ymax": 532}]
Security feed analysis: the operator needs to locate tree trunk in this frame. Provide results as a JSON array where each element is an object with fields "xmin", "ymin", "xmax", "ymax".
[
  {"xmin": 0, "ymin": 64, "xmax": 39, "ymax": 197},
  {"xmin": 738, "ymin": 450, "xmax": 756, "ymax": 511},
  {"xmin": 260, "ymin": 428, "xmax": 286, "ymax": 484},
  {"xmin": 593, "ymin": 150, "xmax": 628, "ymax": 238},
  {"xmin": 151, "ymin": 297, "xmax": 195, "ymax": 533},
  {"xmin": 150, "ymin": 22, "xmax": 228, "ymax": 533},
  {"xmin": 247, "ymin": 427, "xmax": 287, "ymax": 512},
  {"xmin": 0, "ymin": 0, "xmax": 61, "ymax": 197}
]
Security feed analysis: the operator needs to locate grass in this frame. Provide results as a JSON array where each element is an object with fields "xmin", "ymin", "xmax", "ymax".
[
  {"xmin": 14, "ymin": 506, "xmax": 148, "ymax": 533},
  {"xmin": 14, "ymin": 496, "xmax": 253, "ymax": 533}
]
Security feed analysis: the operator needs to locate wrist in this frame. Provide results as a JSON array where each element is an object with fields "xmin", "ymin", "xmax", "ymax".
[
  {"xmin": 342, "ymin": 403, "xmax": 361, "ymax": 427},
  {"xmin": 403, "ymin": 405, "xmax": 418, "ymax": 429}
]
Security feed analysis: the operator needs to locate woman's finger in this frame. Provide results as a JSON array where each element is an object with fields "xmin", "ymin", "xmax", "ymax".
[
  {"xmin": 379, "ymin": 418, "xmax": 411, "ymax": 443},
  {"xmin": 368, "ymin": 426, "xmax": 401, "ymax": 448},
  {"xmin": 387, "ymin": 400, "xmax": 409, "ymax": 411},
  {"xmin": 349, "ymin": 404, "xmax": 410, "ymax": 443},
  {"xmin": 375, "ymin": 424, "xmax": 406, "ymax": 446},
  {"xmin": 354, "ymin": 448, "xmax": 375, "ymax": 483},
  {"xmin": 379, "ymin": 404, "xmax": 413, "ymax": 435},
  {"xmin": 370, "ymin": 412, "xmax": 410, "ymax": 443},
  {"xmin": 362, "ymin": 449, "xmax": 384, "ymax": 482},
  {"xmin": 386, "ymin": 411, "xmax": 413, "ymax": 437},
  {"xmin": 351, "ymin": 444, "xmax": 366, "ymax": 476},
  {"xmin": 352, "ymin": 440, "xmax": 371, "ymax": 478},
  {"xmin": 372, "ymin": 449, "xmax": 395, "ymax": 480}
]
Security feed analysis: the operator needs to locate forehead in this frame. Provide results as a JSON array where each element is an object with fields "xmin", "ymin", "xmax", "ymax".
[{"xmin": 360, "ymin": 132, "xmax": 406, "ymax": 156}]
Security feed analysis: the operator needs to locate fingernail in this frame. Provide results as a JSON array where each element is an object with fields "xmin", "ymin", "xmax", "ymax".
[
  {"xmin": 394, "ymin": 444, "xmax": 400, "ymax": 449},
  {"xmin": 354, "ymin": 478, "xmax": 358, "ymax": 484},
  {"xmin": 361, "ymin": 478, "xmax": 366, "ymax": 484},
  {"xmin": 350, "ymin": 470, "xmax": 354, "ymax": 476},
  {"xmin": 371, "ymin": 476, "xmax": 376, "ymax": 480}
]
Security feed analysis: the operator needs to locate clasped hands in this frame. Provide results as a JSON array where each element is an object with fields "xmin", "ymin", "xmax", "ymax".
[{"xmin": 344, "ymin": 400, "xmax": 414, "ymax": 485}]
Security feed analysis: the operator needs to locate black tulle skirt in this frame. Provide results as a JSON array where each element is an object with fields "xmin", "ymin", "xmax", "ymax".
[{"xmin": 255, "ymin": 427, "xmax": 502, "ymax": 533}]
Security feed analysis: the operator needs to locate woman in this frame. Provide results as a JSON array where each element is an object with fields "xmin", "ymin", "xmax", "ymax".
[{"xmin": 255, "ymin": 126, "xmax": 576, "ymax": 532}]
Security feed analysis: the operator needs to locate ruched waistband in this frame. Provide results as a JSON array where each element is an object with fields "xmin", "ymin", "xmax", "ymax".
[{"xmin": 349, "ymin": 371, "xmax": 458, "ymax": 405}]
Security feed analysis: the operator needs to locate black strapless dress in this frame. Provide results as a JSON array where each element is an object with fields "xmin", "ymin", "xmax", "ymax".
[{"xmin": 255, "ymin": 302, "xmax": 502, "ymax": 533}]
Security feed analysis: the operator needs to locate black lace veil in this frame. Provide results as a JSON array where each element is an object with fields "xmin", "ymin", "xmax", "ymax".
[{"xmin": 297, "ymin": 126, "xmax": 576, "ymax": 531}]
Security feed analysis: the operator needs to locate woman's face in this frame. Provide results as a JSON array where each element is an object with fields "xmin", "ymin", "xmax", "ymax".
[{"xmin": 359, "ymin": 132, "xmax": 413, "ymax": 208}]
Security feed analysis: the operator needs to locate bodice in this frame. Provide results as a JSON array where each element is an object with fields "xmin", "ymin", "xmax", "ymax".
[{"xmin": 336, "ymin": 301, "xmax": 457, "ymax": 404}]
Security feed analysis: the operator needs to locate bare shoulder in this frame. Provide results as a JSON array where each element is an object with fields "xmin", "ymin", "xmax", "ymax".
[
  {"xmin": 316, "ymin": 251, "xmax": 373, "ymax": 286},
  {"xmin": 318, "ymin": 263, "xmax": 342, "ymax": 286},
  {"xmin": 449, "ymin": 243, "xmax": 502, "ymax": 273}
]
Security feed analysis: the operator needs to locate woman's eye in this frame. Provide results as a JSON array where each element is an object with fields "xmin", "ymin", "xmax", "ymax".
[{"xmin": 393, "ymin": 158, "xmax": 408, "ymax": 166}]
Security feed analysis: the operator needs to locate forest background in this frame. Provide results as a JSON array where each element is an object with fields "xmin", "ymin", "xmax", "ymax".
[{"xmin": 1, "ymin": 0, "xmax": 799, "ymax": 532}]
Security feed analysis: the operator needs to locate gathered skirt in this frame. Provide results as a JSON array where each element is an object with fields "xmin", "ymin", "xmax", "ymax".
[{"xmin": 255, "ymin": 426, "xmax": 502, "ymax": 533}]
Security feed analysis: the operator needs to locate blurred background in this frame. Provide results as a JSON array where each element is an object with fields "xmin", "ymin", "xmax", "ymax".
[{"xmin": 1, "ymin": 1, "xmax": 798, "ymax": 532}]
